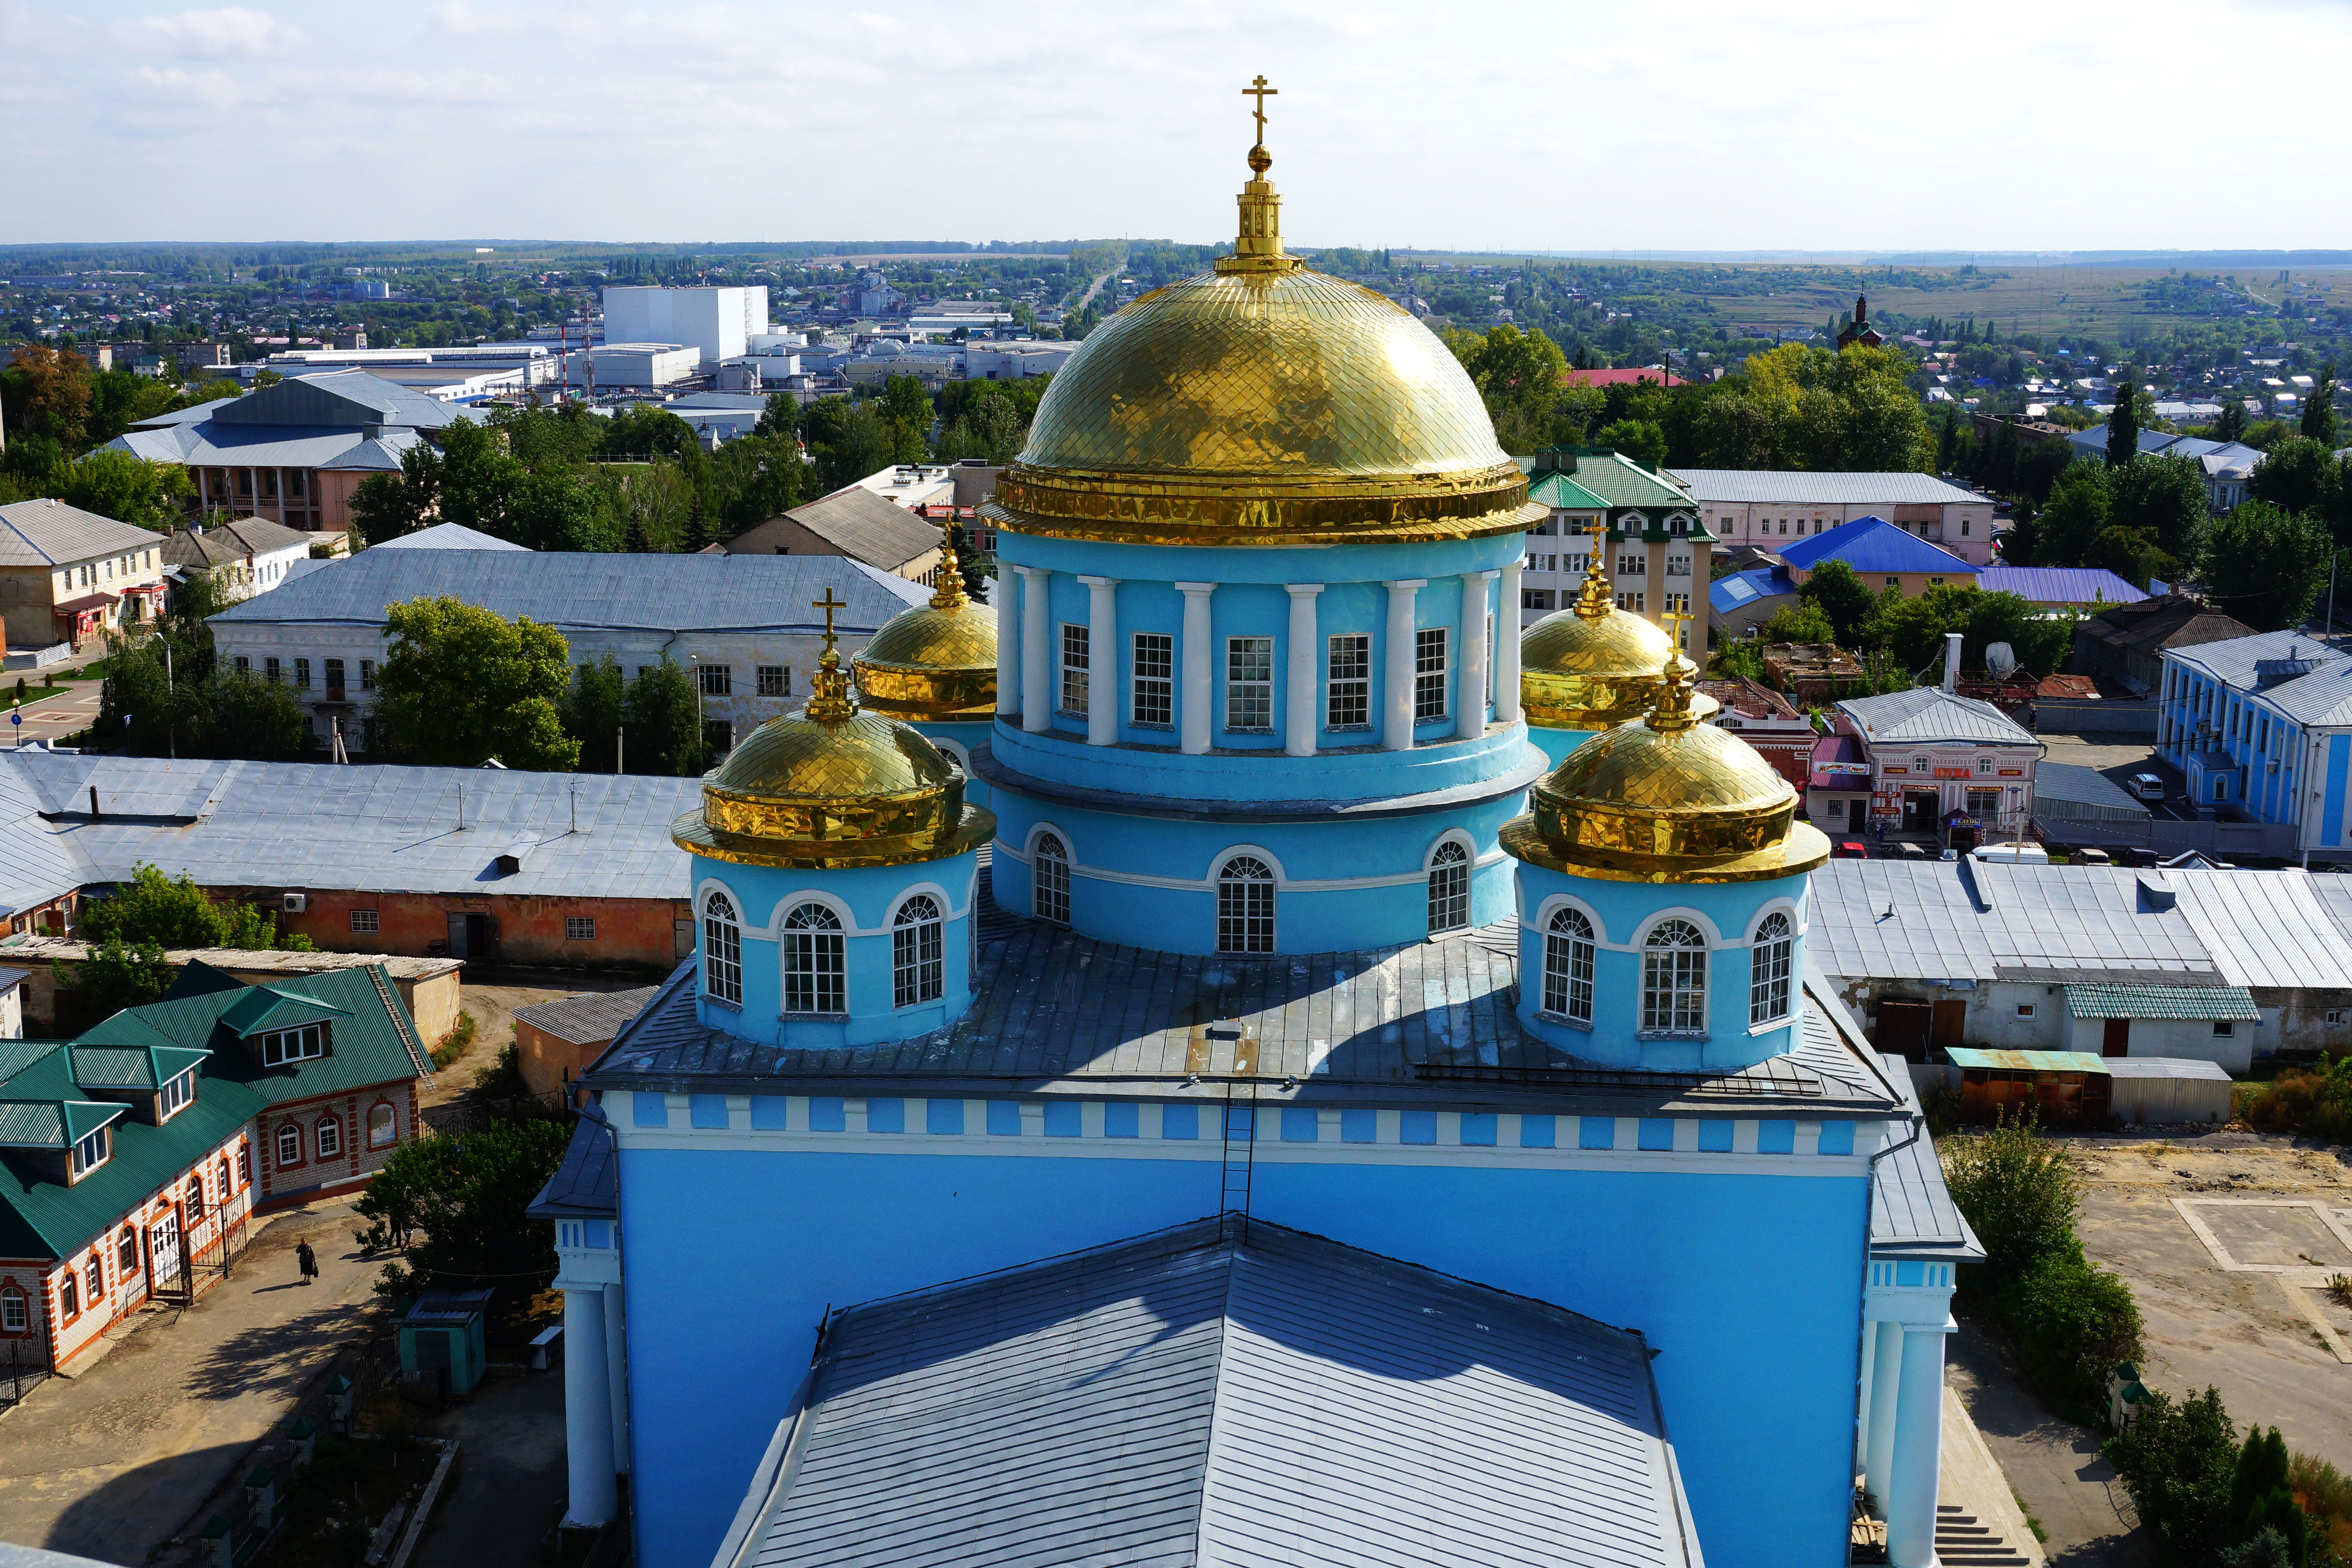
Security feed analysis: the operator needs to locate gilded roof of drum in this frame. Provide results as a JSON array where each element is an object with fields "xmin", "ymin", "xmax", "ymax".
[
  {"xmin": 705, "ymin": 711, "xmax": 957, "ymax": 807},
  {"xmin": 1017, "ymin": 267, "xmax": 1509, "ymax": 480}
]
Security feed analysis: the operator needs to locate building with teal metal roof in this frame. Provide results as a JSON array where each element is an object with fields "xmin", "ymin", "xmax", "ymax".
[
  {"xmin": 0, "ymin": 961, "xmax": 430, "ymax": 1375},
  {"xmin": 1514, "ymin": 447, "xmax": 1711, "ymax": 649}
]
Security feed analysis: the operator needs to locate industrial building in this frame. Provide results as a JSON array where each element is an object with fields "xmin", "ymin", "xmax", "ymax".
[{"xmin": 600, "ymin": 286, "xmax": 769, "ymax": 369}]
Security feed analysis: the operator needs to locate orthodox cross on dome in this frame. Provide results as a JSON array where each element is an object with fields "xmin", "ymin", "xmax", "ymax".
[
  {"xmin": 1647, "ymin": 610, "xmax": 1703, "ymax": 731},
  {"xmin": 806, "ymin": 587, "xmax": 857, "ymax": 722},
  {"xmin": 1243, "ymin": 74, "xmax": 1277, "ymax": 146},
  {"xmin": 928, "ymin": 523, "xmax": 969, "ymax": 611},
  {"xmin": 1572, "ymin": 557, "xmax": 1616, "ymax": 621},
  {"xmin": 1660, "ymin": 606, "xmax": 1693, "ymax": 648}
]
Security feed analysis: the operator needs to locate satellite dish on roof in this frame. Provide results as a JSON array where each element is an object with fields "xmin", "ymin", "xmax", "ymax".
[{"xmin": 1986, "ymin": 642, "xmax": 2017, "ymax": 677}]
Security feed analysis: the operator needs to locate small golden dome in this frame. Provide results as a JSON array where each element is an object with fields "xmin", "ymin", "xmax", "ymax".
[
  {"xmin": 1521, "ymin": 562, "xmax": 1679, "ymax": 731},
  {"xmin": 982, "ymin": 130, "xmax": 1541, "ymax": 547},
  {"xmin": 852, "ymin": 555, "xmax": 998, "ymax": 721},
  {"xmin": 673, "ymin": 593, "xmax": 994, "ymax": 869},
  {"xmin": 1502, "ymin": 650, "xmax": 1829, "ymax": 885}
]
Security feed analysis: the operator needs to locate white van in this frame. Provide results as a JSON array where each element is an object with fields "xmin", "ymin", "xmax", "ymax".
[{"xmin": 1973, "ymin": 841, "xmax": 2051, "ymax": 865}]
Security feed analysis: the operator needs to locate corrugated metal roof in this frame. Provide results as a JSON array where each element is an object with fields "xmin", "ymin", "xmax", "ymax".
[
  {"xmin": 775, "ymin": 488, "xmax": 943, "ymax": 573},
  {"xmin": 1526, "ymin": 470, "xmax": 1611, "ymax": 511},
  {"xmin": 1837, "ymin": 686, "xmax": 2036, "ymax": 746},
  {"xmin": 725, "ymin": 1218, "xmax": 1698, "ymax": 1568},
  {"xmin": 1868, "ymin": 1053, "xmax": 1981, "ymax": 1261},
  {"xmin": 0, "ymin": 758, "xmax": 87, "ymax": 916},
  {"xmin": 526, "ymin": 1115, "xmax": 617, "ymax": 1220},
  {"xmin": 2103, "ymin": 1057, "xmax": 2232, "ymax": 1081},
  {"xmin": 207, "ymin": 546, "xmax": 926, "ymax": 635},
  {"xmin": 2162, "ymin": 869, "xmax": 2352, "ymax": 989},
  {"xmin": 512, "ymin": 987, "xmax": 660, "ymax": 1046},
  {"xmin": 2166, "ymin": 629, "xmax": 2347, "ymax": 690},
  {"xmin": 2247, "ymin": 659, "xmax": 2352, "ymax": 728},
  {"xmin": 1976, "ymin": 566, "xmax": 2149, "ymax": 607},
  {"xmin": 2061, "ymin": 983, "xmax": 2259, "ymax": 1021},
  {"xmin": 1945, "ymin": 1048, "xmax": 2109, "ymax": 1072},
  {"xmin": 1782, "ymin": 516, "xmax": 1978, "ymax": 577},
  {"xmin": 1545, "ymin": 450, "xmax": 1693, "ymax": 509},
  {"xmin": 110, "ymin": 423, "xmax": 424, "ymax": 472},
  {"xmin": 0, "ymin": 499, "xmax": 163, "ymax": 568},
  {"xmin": 209, "ymin": 369, "xmax": 459, "ymax": 431},
  {"xmin": 0, "ymin": 754, "xmax": 702, "ymax": 903},
  {"xmin": 1709, "ymin": 566, "xmax": 1791, "ymax": 613},
  {"xmin": 1669, "ymin": 470, "xmax": 1982, "ymax": 506},
  {"xmin": 367, "ymin": 523, "xmax": 529, "ymax": 552}
]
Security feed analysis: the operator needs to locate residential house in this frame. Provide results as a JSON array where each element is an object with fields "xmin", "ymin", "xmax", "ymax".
[
  {"xmin": 1516, "ymin": 467, "xmax": 1609, "ymax": 624},
  {"xmin": 2157, "ymin": 630, "xmax": 2352, "ymax": 852},
  {"xmin": 161, "ymin": 516, "xmax": 314, "ymax": 604},
  {"xmin": 1808, "ymin": 858, "xmax": 2352, "ymax": 1066},
  {"xmin": 2062, "ymin": 427, "xmax": 2267, "ymax": 512},
  {"xmin": 205, "ymin": 549, "xmax": 927, "ymax": 753},
  {"xmin": 1699, "ymin": 677, "xmax": 1815, "ymax": 786},
  {"xmin": 103, "ymin": 369, "xmax": 468, "ymax": 537},
  {"xmin": 0, "ymin": 960, "xmax": 431, "ymax": 1374},
  {"xmin": 0, "ymin": 499, "xmax": 171, "ymax": 652},
  {"xmin": 512, "ymin": 987, "xmax": 660, "ymax": 1102},
  {"xmin": 1513, "ymin": 447, "xmax": 1711, "ymax": 647},
  {"xmin": 1974, "ymin": 566, "xmax": 2147, "ymax": 612},
  {"xmin": 2076, "ymin": 594, "xmax": 2254, "ymax": 697},
  {"xmin": 1833, "ymin": 679, "xmax": 2042, "ymax": 837},
  {"xmin": 1668, "ymin": 471, "xmax": 1997, "ymax": 566},
  {"xmin": 0, "ymin": 752, "xmax": 703, "ymax": 970},
  {"xmin": 717, "ymin": 487, "xmax": 947, "ymax": 588},
  {"xmin": 1709, "ymin": 566, "xmax": 1798, "ymax": 642},
  {"xmin": 1779, "ymin": 516, "xmax": 1979, "ymax": 602}
]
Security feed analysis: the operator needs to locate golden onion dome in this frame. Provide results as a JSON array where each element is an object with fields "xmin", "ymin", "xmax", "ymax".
[
  {"xmin": 672, "ymin": 595, "xmax": 994, "ymax": 870},
  {"xmin": 852, "ymin": 553, "xmax": 998, "ymax": 721},
  {"xmin": 982, "ymin": 130, "xmax": 1542, "ymax": 548},
  {"xmin": 1501, "ymin": 650, "xmax": 1830, "ymax": 885},
  {"xmin": 1521, "ymin": 562, "xmax": 1679, "ymax": 730}
]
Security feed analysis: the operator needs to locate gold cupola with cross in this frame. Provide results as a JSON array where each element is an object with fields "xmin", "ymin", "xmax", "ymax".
[
  {"xmin": 1521, "ymin": 560, "xmax": 1679, "ymax": 732},
  {"xmin": 671, "ymin": 589, "xmax": 994, "ymax": 869},
  {"xmin": 1502, "ymin": 627, "xmax": 1831, "ymax": 884},
  {"xmin": 851, "ymin": 541, "xmax": 998, "ymax": 722}
]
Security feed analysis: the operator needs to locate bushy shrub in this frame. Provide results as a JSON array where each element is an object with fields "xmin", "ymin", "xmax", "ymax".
[
  {"xmin": 2241, "ymin": 1058, "xmax": 2352, "ymax": 1147},
  {"xmin": 2289, "ymin": 1452, "xmax": 2352, "ymax": 1564},
  {"xmin": 1940, "ymin": 1107, "xmax": 2082, "ymax": 1292},
  {"xmin": 2008, "ymin": 1243, "xmax": 2143, "ymax": 1415},
  {"xmin": 2107, "ymin": 1386, "xmax": 2239, "ymax": 1568}
]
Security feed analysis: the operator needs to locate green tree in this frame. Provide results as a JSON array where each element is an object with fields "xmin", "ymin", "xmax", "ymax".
[
  {"xmin": 938, "ymin": 387, "xmax": 1028, "ymax": 465},
  {"xmin": 2250, "ymin": 436, "xmax": 2335, "ymax": 519},
  {"xmin": 2214, "ymin": 401, "xmax": 2250, "ymax": 442},
  {"xmin": 2229, "ymin": 1428, "xmax": 2308, "ymax": 1564},
  {"xmin": 40, "ymin": 450, "xmax": 197, "ymax": 532},
  {"xmin": 710, "ymin": 433, "xmax": 803, "ymax": 536},
  {"xmin": 753, "ymin": 392, "xmax": 800, "ymax": 441},
  {"xmin": 2107, "ymin": 1387, "xmax": 2239, "ymax": 1568},
  {"xmin": 78, "ymin": 862, "xmax": 312, "ymax": 952},
  {"xmin": 1797, "ymin": 559, "xmax": 1878, "ymax": 647},
  {"xmin": 879, "ymin": 374, "xmax": 933, "ymax": 461},
  {"xmin": 562, "ymin": 655, "xmax": 627, "ymax": 773},
  {"xmin": 54, "ymin": 937, "xmax": 174, "ymax": 1021},
  {"xmin": 2037, "ymin": 460, "xmax": 2115, "ymax": 566},
  {"xmin": 1594, "ymin": 418, "xmax": 1667, "ymax": 466},
  {"xmin": 1446, "ymin": 324, "xmax": 1603, "ymax": 452},
  {"xmin": 350, "ymin": 440, "xmax": 443, "ymax": 546},
  {"xmin": 0, "ymin": 346, "xmax": 94, "ymax": 450},
  {"xmin": 351, "ymin": 1112, "xmax": 571, "ymax": 1299},
  {"xmin": 622, "ymin": 658, "xmax": 708, "ymax": 776},
  {"xmin": 2202, "ymin": 502, "xmax": 2332, "ymax": 632},
  {"xmin": 207, "ymin": 668, "xmax": 313, "ymax": 760},
  {"xmin": 2107, "ymin": 388, "xmax": 2141, "ymax": 468},
  {"xmin": 596, "ymin": 404, "xmax": 696, "ymax": 461},
  {"xmin": 1940, "ymin": 1107, "xmax": 2080, "ymax": 1290},
  {"xmin": 371, "ymin": 596, "xmax": 581, "ymax": 769},
  {"xmin": 2301, "ymin": 363, "xmax": 2339, "ymax": 448},
  {"xmin": 1759, "ymin": 601, "xmax": 1835, "ymax": 644},
  {"xmin": 2008, "ymin": 1247, "xmax": 2143, "ymax": 1412},
  {"xmin": 2111, "ymin": 450, "xmax": 2209, "ymax": 562}
]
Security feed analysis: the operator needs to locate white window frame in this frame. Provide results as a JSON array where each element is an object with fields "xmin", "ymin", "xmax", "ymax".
[
  {"xmin": 702, "ymin": 890, "xmax": 744, "ymax": 1006},
  {"xmin": 1225, "ymin": 635, "xmax": 1273, "ymax": 733},
  {"xmin": 72, "ymin": 1125, "xmax": 110, "ymax": 1178},
  {"xmin": 1543, "ymin": 907, "xmax": 1596, "ymax": 1023},
  {"xmin": 1326, "ymin": 633, "xmax": 1371, "ymax": 731},
  {"xmin": 892, "ymin": 895, "xmax": 945, "ymax": 1007},
  {"xmin": 780, "ymin": 902, "xmax": 847, "ymax": 1015},
  {"xmin": 566, "ymin": 916, "xmax": 597, "ymax": 942},
  {"xmin": 1426, "ymin": 840, "xmax": 1470, "ymax": 936},
  {"xmin": 0, "ymin": 1291, "xmax": 24, "ymax": 1332},
  {"xmin": 158, "ymin": 1069, "xmax": 194, "ymax": 1121},
  {"xmin": 1032, "ymin": 833, "xmax": 1071, "ymax": 926},
  {"xmin": 1216, "ymin": 856, "xmax": 1277, "ymax": 955},
  {"xmin": 1640, "ymin": 918, "xmax": 1709, "ymax": 1034},
  {"xmin": 1131, "ymin": 632, "xmax": 1173, "ymax": 728},
  {"xmin": 1413, "ymin": 628, "xmax": 1448, "ymax": 722},
  {"xmin": 349, "ymin": 909, "xmax": 379, "ymax": 934},
  {"xmin": 260, "ymin": 1025, "xmax": 325, "ymax": 1067},
  {"xmin": 697, "ymin": 663, "xmax": 733, "ymax": 697},
  {"xmin": 1059, "ymin": 622, "xmax": 1089, "ymax": 715},
  {"xmin": 1748, "ymin": 912, "xmax": 1793, "ymax": 1026},
  {"xmin": 276, "ymin": 1122, "xmax": 301, "ymax": 1167},
  {"xmin": 315, "ymin": 1115, "xmax": 341, "ymax": 1160}
]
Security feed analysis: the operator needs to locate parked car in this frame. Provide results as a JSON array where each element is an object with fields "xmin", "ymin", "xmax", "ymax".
[
  {"xmin": 2130, "ymin": 773, "xmax": 2167, "ymax": 801},
  {"xmin": 1833, "ymin": 840, "xmax": 1869, "ymax": 860},
  {"xmin": 2074, "ymin": 847, "xmax": 2114, "ymax": 866},
  {"xmin": 1895, "ymin": 840, "xmax": 1929, "ymax": 860}
]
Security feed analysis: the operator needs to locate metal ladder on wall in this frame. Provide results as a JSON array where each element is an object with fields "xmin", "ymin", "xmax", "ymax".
[{"xmin": 1219, "ymin": 1080, "xmax": 1258, "ymax": 1233}]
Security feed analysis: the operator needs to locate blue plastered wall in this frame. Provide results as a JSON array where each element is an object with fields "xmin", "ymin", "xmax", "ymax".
[{"xmin": 615, "ymin": 1135, "xmax": 1866, "ymax": 1568}]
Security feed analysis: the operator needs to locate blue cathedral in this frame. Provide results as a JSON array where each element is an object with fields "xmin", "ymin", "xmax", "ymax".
[{"xmin": 531, "ymin": 103, "xmax": 1976, "ymax": 1568}]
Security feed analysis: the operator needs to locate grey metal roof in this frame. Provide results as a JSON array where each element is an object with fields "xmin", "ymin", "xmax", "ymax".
[
  {"xmin": 1836, "ymin": 687, "xmax": 2036, "ymax": 747},
  {"xmin": 513, "ymin": 987, "xmax": 661, "ymax": 1046},
  {"xmin": 1867, "ymin": 1054, "xmax": 1982, "ymax": 1263},
  {"xmin": 0, "ymin": 499, "xmax": 163, "ymax": 568},
  {"xmin": 2161, "ymin": 869, "xmax": 2352, "ymax": 989},
  {"xmin": 0, "ymin": 753, "xmax": 701, "ymax": 903},
  {"xmin": 2033, "ymin": 762, "xmax": 2149, "ymax": 817},
  {"xmin": 209, "ymin": 369, "xmax": 460, "ymax": 431},
  {"xmin": 0, "ymin": 758, "xmax": 87, "ymax": 917},
  {"xmin": 718, "ymin": 1217, "xmax": 1700, "ymax": 1568},
  {"xmin": 1667, "ymin": 469, "xmax": 1982, "ymax": 506},
  {"xmin": 207, "ymin": 547, "xmax": 926, "ymax": 635},
  {"xmin": 2061, "ymin": 982, "xmax": 2259, "ymax": 1021},
  {"xmin": 108, "ymin": 422, "xmax": 423, "ymax": 473},
  {"xmin": 2102, "ymin": 1056, "xmax": 2232, "ymax": 1082},
  {"xmin": 2243, "ymin": 659, "xmax": 2352, "ymax": 728},
  {"xmin": 2167, "ymin": 629, "xmax": 2347, "ymax": 690},
  {"xmin": 592, "ymin": 919, "xmax": 1902, "ymax": 1116},
  {"xmin": 774, "ymin": 487, "xmax": 944, "ymax": 572},
  {"xmin": 526, "ymin": 1114, "xmax": 617, "ymax": 1221},
  {"xmin": 367, "ymin": 523, "xmax": 529, "ymax": 552},
  {"xmin": 0, "ymin": 967, "xmax": 27, "ymax": 996}
]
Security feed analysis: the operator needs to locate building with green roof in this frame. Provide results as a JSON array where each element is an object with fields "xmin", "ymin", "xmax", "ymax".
[
  {"xmin": 1516, "ymin": 448, "xmax": 1711, "ymax": 649},
  {"xmin": 0, "ymin": 961, "xmax": 430, "ymax": 1374}
]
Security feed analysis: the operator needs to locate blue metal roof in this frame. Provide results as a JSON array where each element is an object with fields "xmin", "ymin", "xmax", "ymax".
[
  {"xmin": 1710, "ymin": 566, "xmax": 1793, "ymax": 614},
  {"xmin": 1977, "ymin": 566, "xmax": 2147, "ymax": 606},
  {"xmin": 1780, "ymin": 515, "xmax": 1978, "ymax": 578}
]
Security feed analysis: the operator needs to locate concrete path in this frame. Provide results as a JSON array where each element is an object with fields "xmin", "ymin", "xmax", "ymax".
[
  {"xmin": 410, "ymin": 1367, "xmax": 568, "ymax": 1568},
  {"xmin": 1945, "ymin": 1317, "xmax": 2148, "ymax": 1568},
  {"xmin": 1943, "ymin": 1384, "xmax": 2047, "ymax": 1567},
  {"xmin": 0, "ymin": 1202, "xmax": 379, "ymax": 1566}
]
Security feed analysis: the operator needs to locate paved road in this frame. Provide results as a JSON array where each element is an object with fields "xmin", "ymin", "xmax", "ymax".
[
  {"xmin": 1945, "ymin": 1318, "xmax": 2148, "ymax": 1568},
  {"xmin": 411, "ymin": 1367, "xmax": 567, "ymax": 1568},
  {"xmin": 0, "ymin": 1203, "xmax": 378, "ymax": 1566}
]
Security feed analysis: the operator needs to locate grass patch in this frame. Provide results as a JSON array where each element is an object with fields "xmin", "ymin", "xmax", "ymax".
[
  {"xmin": 3, "ymin": 685, "xmax": 69, "ymax": 707},
  {"xmin": 428, "ymin": 1010, "xmax": 476, "ymax": 1071}
]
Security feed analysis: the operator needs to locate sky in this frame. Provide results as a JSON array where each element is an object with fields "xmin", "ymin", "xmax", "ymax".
[{"xmin": 2, "ymin": 0, "xmax": 2348, "ymax": 252}]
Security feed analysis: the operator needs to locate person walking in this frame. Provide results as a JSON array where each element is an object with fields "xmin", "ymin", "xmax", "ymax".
[{"xmin": 296, "ymin": 1239, "xmax": 318, "ymax": 1287}]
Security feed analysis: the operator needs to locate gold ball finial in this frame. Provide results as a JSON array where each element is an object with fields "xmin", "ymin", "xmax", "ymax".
[{"xmin": 1248, "ymin": 143, "xmax": 1272, "ymax": 176}]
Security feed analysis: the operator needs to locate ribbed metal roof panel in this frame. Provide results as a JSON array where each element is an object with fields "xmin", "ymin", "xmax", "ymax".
[
  {"xmin": 2060, "ymin": 983, "xmax": 2259, "ymax": 1021},
  {"xmin": 1780, "ymin": 516, "xmax": 1976, "ymax": 577},
  {"xmin": 1835, "ymin": 686, "xmax": 2035, "ymax": 746},
  {"xmin": 1867, "ymin": 1053, "xmax": 1979, "ymax": 1261},
  {"xmin": 1668, "ymin": 470, "xmax": 1982, "ymax": 506}
]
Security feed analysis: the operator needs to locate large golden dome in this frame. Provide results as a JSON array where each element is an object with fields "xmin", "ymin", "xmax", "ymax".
[
  {"xmin": 1522, "ymin": 563, "xmax": 1678, "ymax": 731},
  {"xmin": 672, "ymin": 608, "xmax": 993, "ymax": 870},
  {"xmin": 853, "ymin": 558, "xmax": 997, "ymax": 721},
  {"xmin": 1502, "ymin": 653, "xmax": 1830, "ymax": 884},
  {"xmin": 982, "ymin": 142, "xmax": 1542, "ymax": 547}
]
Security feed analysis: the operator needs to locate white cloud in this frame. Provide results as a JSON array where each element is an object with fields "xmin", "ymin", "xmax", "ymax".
[{"xmin": 109, "ymin": 5, "xmax": 307, "ymax": 57}]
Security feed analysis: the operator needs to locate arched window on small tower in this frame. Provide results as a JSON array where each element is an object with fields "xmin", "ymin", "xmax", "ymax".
[
  {"xmin": 1641, "ymin": 918, "xmax": 1708, "ymax": 1033},
  {"xmin": 702, "ymin": 890, "xmax": 743, "ymax": 1006},
  {"xmin": 1216, "ymin": 857, "xmax": 1276, "ymax": 953},
  {"xmin": 1426, "ymin": 840, "xmax": 1470, "ymax": 936},
  {"xmin": 1033, "ymin": 833, "xmax": 1071, "ymax": 926},
  {"xmin": 893, "ymin": 896, "xmax": 944, "ymax": 1007},
  {"xmin": 783, "ymin": 903, "xmax": 846, "ymax": 1014},
  {"xmin": 1543, "ymin": 907, "xmax": 1596, "ymax": 1022},
  {"xmin": 1749, "ymin": 912, "xmax": 1794, "ymax": 1025}
]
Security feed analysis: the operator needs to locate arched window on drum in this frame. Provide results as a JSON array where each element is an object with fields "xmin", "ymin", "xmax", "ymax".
[
  {"xmin": 1216, "ymin": 857, "xmax": 1276, "ymax": 954},
  {"xmin": 1542, "ymin": 907, "xmax": 1596, "ymax": 1023},
  {"xmin": 1426, "ymin": 840, "xmax": 1470, "ymax": 936},
  {"xmin": 1033, "ymin": 833, "xmax": 1070, "ymax": 927}
]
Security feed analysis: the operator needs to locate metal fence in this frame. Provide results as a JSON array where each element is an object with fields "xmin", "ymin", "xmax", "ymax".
[{"xmin": 0, "ymin": 1335, "xmax": 49, "ymax": 1410}]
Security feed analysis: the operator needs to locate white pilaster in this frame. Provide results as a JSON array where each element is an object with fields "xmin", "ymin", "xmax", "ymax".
[
  {"xmin": 1383, "ymin": 579, "xmax": 1425, "ymax": 751},
  {"xmin": 1178, "ymin": 583, "xmax": 1215, "ymax": 755},
  {"xmin": 603, "ymin": 1279, "xmax": 630, "ymax": 1474},
  {"xmin": 1078, "ymin": 575, "xmax": 1119, "ymax": 747},
  {"xmin": 1020, "ymin": 566, "xmax": 1052, "ymax": 734},
  {"xmin": 1284, "ymin": 584, "xmax": 1324, "ymax": 758},
  {"xmin": 995, "ymin": 563, "xmax": 1021, "ymax": 718},
  {"xmin": 1886, "ymin": 1320, "xmax": 1953, "ymax": 1568},
  {"xmin": 1862, "ymin": 1317, "xmax": 1902, "ymax": 1507},
  {"xmin": 1458, "ymin": 571, "xmax": 1497, "ymax": 741},
  {"xmin": 560, "ymin": 1285, "xmax": 616, "ymax": 1526},
  {"xmin": 1496, "ymin": 561, "xmax": 1524, "ymax": 722}
]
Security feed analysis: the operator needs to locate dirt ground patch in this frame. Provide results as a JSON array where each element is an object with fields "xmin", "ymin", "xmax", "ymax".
[
  {"xmin": 2070, "ymin": 1131, "xmax": 2352, "ymax": 1470},
  {"xmin": 420, "ymin": 967, "xmax": 652, "ymax": 1108}
]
